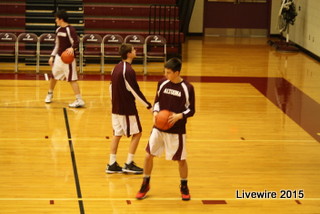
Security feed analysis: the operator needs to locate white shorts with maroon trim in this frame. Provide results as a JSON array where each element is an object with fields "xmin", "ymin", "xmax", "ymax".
[
  {"xmin": 52, "ymin": 55, "xmax": 78, "ymax": 82},
  {"xmin": 112, "ymin": 114, "xmax": 142, "ymax": 137},
  {"xmin": 146, "ymin": 128, "xmax": 187, "ymax": 160}
]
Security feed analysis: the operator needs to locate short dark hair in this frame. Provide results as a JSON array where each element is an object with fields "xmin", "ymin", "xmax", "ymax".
[
  {"xmin": 119, "ymin": 43, "xmax": 133, "ymax": 60},
  {"xmin": 54, "ymin": 9, "xmax": 69, "ymax": 23},
  {"xmin": 165, "ymin": 57, "xmax": 182, "ymax": 72}
]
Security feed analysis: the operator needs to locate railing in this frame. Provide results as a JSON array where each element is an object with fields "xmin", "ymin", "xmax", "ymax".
[{"xmin": 149, "ymin": 4, "xmax": 180, "ymax": 45}]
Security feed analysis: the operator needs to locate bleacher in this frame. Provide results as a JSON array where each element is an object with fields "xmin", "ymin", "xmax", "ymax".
[
  {"xmin": 0, "ymin": 0, "xmax": 186, "ymax": 74},
  {"xmin": 0, "ymin": 1, "xmax": 26, "ymax": 35}
]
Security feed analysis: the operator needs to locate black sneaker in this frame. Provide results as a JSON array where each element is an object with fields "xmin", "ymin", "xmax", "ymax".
[
  {"xmin": 122, "ymin": 161, "xmax": 143, "ymax": 174},
  {"xmin": 106, "ymin": 162, "xmax": 123, "ymax": 174},
  {"xmin": 180, "ymin": 185, "xmax": 191, "ymax": 201}
]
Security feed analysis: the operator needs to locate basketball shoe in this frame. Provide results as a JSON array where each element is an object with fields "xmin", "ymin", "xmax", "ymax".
[
  {"xmin": 136, "ymin": 181, "xmax": 150, "ymax": 200},
  {"xmin": 180, "ymin": 184, "xmax": 191, "ymax": 201},
  {"xmin": 69, "ymin": 99, "xmax": 85, "ymax": 108},
  {"xmin": 106, "ymin": 162, "xmax": 123, "ymax": 174},
  {"xmin": 45, "ymin": 92, "xmax": 53, "ymax": 103},
  {"xmin": 122, "ymin": 161, "xmax": 143, "ymax": 174}
]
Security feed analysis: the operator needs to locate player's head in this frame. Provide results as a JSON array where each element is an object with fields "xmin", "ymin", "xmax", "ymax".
[
  {"xmin": 164, "ymin": 57, "xmax": 182, "ymax": 72},
  {"xmin": 54, "ymin": 9, "xmax": 69, "ymax": 24},
  {"xmin": 164, "ymin": 58, "xmax": 182, "ymax": 81},
  {"xmin": 119, "ymin": 43, "xmax": 136, "ymax": 60}
]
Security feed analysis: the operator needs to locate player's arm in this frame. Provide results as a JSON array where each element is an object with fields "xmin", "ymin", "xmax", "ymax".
[
  {"xmin": 71, "ymin": 30, "xmax": 79, "ymax": 52},
  {"xmin": 49, "ymin": 33, "xmax": 59, "ymax": 66},
  {"xmin": 182, "ymin": 84, "xmax": 195, "ymax": 118},
  {"xmin": 66, "ymin": 27, "xmax": 79, "ymax": 55},
  {"xmin": 168, "ymin": 84, "xmax": 195, "ymax": 124},
  {"xmin": 124, "ymin": 70, "xmax": 152, "ymax": 110}
]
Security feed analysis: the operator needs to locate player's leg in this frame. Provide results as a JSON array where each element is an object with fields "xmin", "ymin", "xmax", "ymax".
[
  {"xmin": 69, "ymin": 80, "xmax": 85, "ymax": 108},
  {"xmin": 122, "ymin": 115, "xmax": 144, "ymax": 173},
  {"xmin": 164, "ymin": 133, "xmax": 190, "ymax": 200},
  {"xmin": 178, "ymin": 160, "xmax": 190, "ymax": 201},
  {"xmin": 45, "ymin": 78, "xmax": 57, "ymax": 103},
  {"xmin": 136, "ymin": 153, "xmax": 154, "ymax": 199},
  {"xmin": 128, "ymin": 132, "xmax": 142, "ymax": 154},
  {"xmin": 136, "ymin": 128, "xmax": 164, "ymax": 199},
  {"xmin": 106, "ymin": 135, "xmax": 123, "ymax": 173},
  {"xmin": 66, "ymin": 60, "xmax": 85, "ymax": 108},
  {"xmin": 106, "ymin": 114, "xmax": 124, "ymax": 173},
  {"xmin": 45, "ymin": 57, "xmax": 61, "ymax": 103},
  {"xmin": 143, "ymin": 152, "xmax": 154, "ymax": 175},
  {"xmin": 122, "ymin": 132, "xmax": 143, "ymax": 174}
]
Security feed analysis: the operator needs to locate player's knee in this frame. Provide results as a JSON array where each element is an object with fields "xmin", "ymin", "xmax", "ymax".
[
  {"xmin": 145, "ymin": 152, "xmax": 154, "ymax": 160},
  {"xmin": 133, "ymin": 132, "xmax": 142, "ymax": 138},
  {"xmin": 177, "ymin": 159, "xmax": 187, "ymax": 166}
]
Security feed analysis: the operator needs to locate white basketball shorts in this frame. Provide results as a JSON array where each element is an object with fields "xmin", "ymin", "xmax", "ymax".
[
  {"xmin": 112, "ymin": 114, "xmax": 142, "ymax": 137},
  {"xmin": 52, "ymin": 55, "xmax": 78, "ymax": 82},
  {"xmin": 146, "ymin": 128, "xmax": 187, "ymax": 160}
]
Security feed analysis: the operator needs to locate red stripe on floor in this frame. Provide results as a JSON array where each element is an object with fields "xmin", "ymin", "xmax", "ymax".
[{"xmin": 202, "ymin": 200, "xmax": 227, "ymax": 205}]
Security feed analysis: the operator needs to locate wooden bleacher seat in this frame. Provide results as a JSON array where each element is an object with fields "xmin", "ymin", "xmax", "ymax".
[
  {"xmin": 0, "ymin": 2, "xmax": 26, "ymax": 35},
  {"xmin": 84, "ymin": 5, "xmax": 150, "ymax": 17},
  {"xmin": 0, "ymin": 16, "xmax": 25, "ymax": 28},
  {"xmin": 83, "ymin": 0, "xmax": 176, "ymax": 4},
  {"xmin": 0, "ymin": 3, "xmax": 26, "ymax": 15},
  {"xmin": 85, "ymin": 18, "xmax": 153, "ymax": 30}
]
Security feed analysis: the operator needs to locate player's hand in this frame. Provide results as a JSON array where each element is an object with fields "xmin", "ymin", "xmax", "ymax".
[
  {"xmin": 66, "ymin": 47, "xmax": 74, "ymax": 55},
  {"xmin": 168, "ymin": 113, "xmax": 183, "ymax": 125},
  {"xmin": 149, "ymin": 107, "xmax": 153, "ymax": 114},
  {"xmin": 153, "ymin": 111, "xmax": 158, "ymax": 125},
  {"xmin": 48, "ymin": 57, "xmax": 54, "ymax": 66}
]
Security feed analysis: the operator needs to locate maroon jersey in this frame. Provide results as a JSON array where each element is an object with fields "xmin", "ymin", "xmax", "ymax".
[
  {"xmin": 110, "ymin": 61, "xmax": 152, "ymax": 115},
  {"xmin": 51, "ymin": 25, "xmax": 79, "ymax": 56},
  {"xmin": 153, "ymin": 78, "xmax": 195, "ymax": 134}
]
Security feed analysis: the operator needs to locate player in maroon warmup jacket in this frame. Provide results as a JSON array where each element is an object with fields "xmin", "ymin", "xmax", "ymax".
[
  {"xmin": 44, "ymin": 9, "xmax": 85, "ymax": 108},
  {"xmin": 136, "ymin": 58, "xmax": 195, "ymax": 201},
  {"xmin": 106, "ymin": 43, "xmax": 152, "ymax": 174}
]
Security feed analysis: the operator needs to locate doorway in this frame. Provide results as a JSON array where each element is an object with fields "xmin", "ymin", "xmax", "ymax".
[{"xmin": 204, "ymin": 0, "xmax": 271, "ymax": 37}]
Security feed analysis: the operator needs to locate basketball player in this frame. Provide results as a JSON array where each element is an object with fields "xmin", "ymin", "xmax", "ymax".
[
  {"xmin": 106, "ymin": 43, "xmax": 152, "ymax": 174},
  {"xmin": 136, "ymin": 58, "xmax": 195, "ymax": 201},
  {"xmin": 44, "ymin": 9, "xmax": 85, "ymax": 108}
]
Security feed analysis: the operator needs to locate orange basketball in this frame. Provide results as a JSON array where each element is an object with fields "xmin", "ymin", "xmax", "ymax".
[
  {"xmin": 155, "ymin": 110, "xmax": 173, "ymax": 130},
  {"xmin": 61, "ymin": 50, "xmax": 74, "ymax": 64}
]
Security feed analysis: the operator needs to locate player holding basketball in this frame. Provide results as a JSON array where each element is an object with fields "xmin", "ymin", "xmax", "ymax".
[
  {"xmin": 106, "ymin": 43, "xmax": 152, "ymax": 174},
  {"xmin": 136, "ymin": 58, "xmax": 195, "ymax": 201},
  {"xmin": 44, "ymin": 9, "xmax": 85, "ymax": 108}
]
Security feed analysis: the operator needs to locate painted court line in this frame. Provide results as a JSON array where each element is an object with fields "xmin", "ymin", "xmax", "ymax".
[
  {"xmin": 0, "ymin": 138, "xmax": 316, "ymax": 143},
  {"xmin": 0, "ymin": 197, "xmax": 318, "ymax": 201}
]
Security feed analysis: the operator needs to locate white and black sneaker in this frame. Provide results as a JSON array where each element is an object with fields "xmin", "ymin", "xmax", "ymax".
[
  {"xmin": 45, "ymin": 92, "xmax": 53, "ymax": 103},
  {"xmin": 122, "ymin": 161, "xmax": 143, "ymax": 174},
  {"xmin": 69, "ymin": 99, "xmax": 85, "ymax": 108}
]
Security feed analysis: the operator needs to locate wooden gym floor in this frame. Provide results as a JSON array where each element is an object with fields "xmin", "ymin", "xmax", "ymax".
[{"xmin": 1, "ymin": 37, "xmax": 320, "ymax": 213}]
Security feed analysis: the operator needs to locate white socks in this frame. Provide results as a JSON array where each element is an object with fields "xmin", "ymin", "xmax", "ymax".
[
  {"xmin": 75, "ymin": 94, "xmax": 82, "ymax": 100},
  {"xmin": 109, "ymin": 153, "xmax": 135, "ymax": 165},
  {"xmin": 126, "ymin": 153, "xmax": 134, "ymax": 164},
  {"xmin": 109, "ymin": 154, "xmax": 117, "ymax": 165}
]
